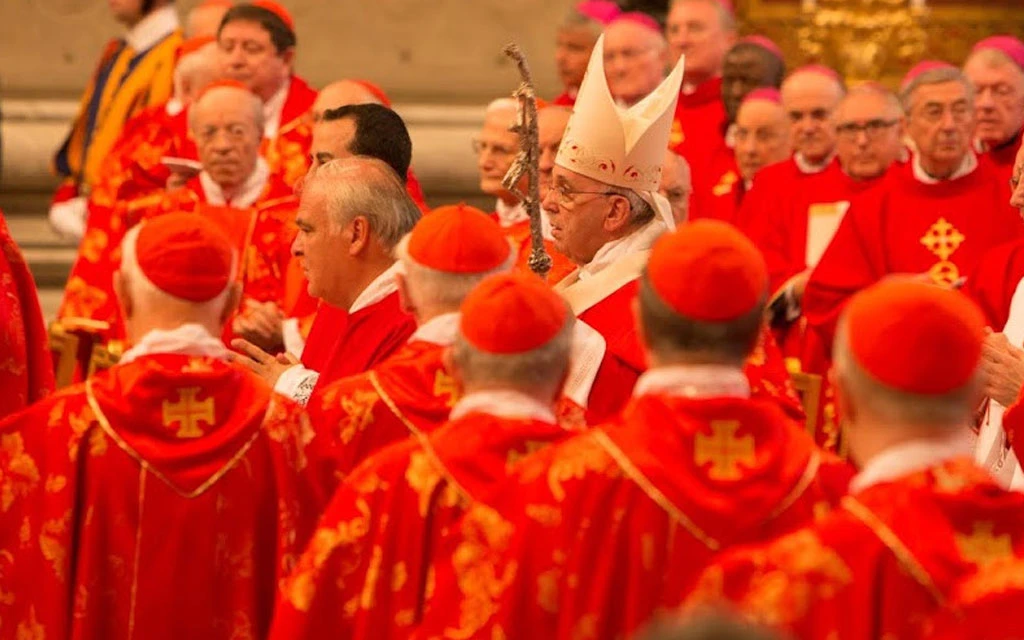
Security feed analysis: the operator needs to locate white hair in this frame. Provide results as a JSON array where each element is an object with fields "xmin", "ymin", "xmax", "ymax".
[
  {"xmin": 304, "ymin": 157, "xmax": 421, "ymax": 251},
  {"xmin": 188, "ymin": 85, "xmax": 266, "ymax": 137},
  {"xmin": 173, "ymin": 44, "xmax": 219, "ymax": 102},
  {"xmin": 485, "ymin": 97, "xmax": 519, "ymax": 116},
  {"xmin": 119, "ymin": 222, "xmax": 238, "ymax": 316},
  {"xmin": 452, "ymin": 317, "xmax": 574, "ymax": 394},
  {"xmin": 900, "ymin": 67, "xmax": 976, "ymax": 114},
  {"xmin": 395, "ymin": 234, "xmax": 516, "ymax": 311},
  {"xmin": 670, "ymin": 0, "xmax": 737, "ymax": 33}
]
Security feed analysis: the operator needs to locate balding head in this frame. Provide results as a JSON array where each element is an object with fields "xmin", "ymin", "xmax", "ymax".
[
  {"xmin": 174, "ymin": 43, "xmax": 221, "ymax": 105},
  {"xmin": 660, "ymin": 149, "xmax": 692, "ymax": 224},
  {"xmin": 190, "ymin": 85, "xmax": 264, "ymax": 190},
  {"xmin": 782, "ymin": 68, "xmax": 846, "ymax": 166},
  {"xmin": 313, "ymin": 80, "xmax": 387, "ymax": 122},
  {"xmin": 476, "ymin": 99, "xmax": 522, "ymax": 203},
  {"xmin": 186, "ymin": 1, "xmax": 232, "ymax": 38},
  {"xmin": 666, "ymin": 0, "xmax": 737, "ymax": 84},
  {"xmin": 603, "ymin": 18, "xmax": 670, "ymax": 106},
  {"xmin": 964, "ymin": 48, "xmax": 1024, "ymax": 148},
  {"xmin": 835, "ymin": 85, "xmax": 904, "ymax": 181},
  {"xmin": 735, "ymin": 95, "xmax": 790, "ymax": 182},
  {"xmin": 721, "ymin": 42, "xmax": 786, "ymax": 122},
  {"xmin": 538, "ymin": 106, "xmax": 572, "ymax": 196}
]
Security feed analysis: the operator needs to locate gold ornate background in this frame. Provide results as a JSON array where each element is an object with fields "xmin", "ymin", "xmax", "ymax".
[{"xmin": 735, "ymin": 0, "xmax": 1024, "ymax": 86}]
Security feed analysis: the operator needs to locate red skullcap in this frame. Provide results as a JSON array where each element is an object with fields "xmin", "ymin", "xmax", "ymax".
[
  {"xmin": 901, "ymin": 60, "xmax": 957, "ymax": 91},
  {"xmin": 249, "ymin": 0, "xmax": 295, "ymax": 32},
  {"xmin": 739, "ymin": 35, "xmax": 783, "ymax": 60},
  {"xmin": 613, "ymin": 12, "xmax": 662, "ymax": 35},
  {"xmin": 844, "ymin": 280, "xmax": 986, "ymax": 395},
  {"xmin": 408, "ymin": 204, "xmax": 512, "ymax": 274},
  {"xmin": 973, "ymin": 35, "xmax": 1024, "ymax": 71},
  {"xmin": 351, "ymin": 80, "xmax": 392, "ymax": 107},
  {"xmin": 135, "ymin": 213, "xmax": 234, "ymax": 302},
  {"xmin": 647, "ymin": 220, "xmax": 768, "ymax": 322},
  {"xmin": 177, "ymin": 35, "xmax": 216, "ymax": 61},
  {"xmin": 460, "ymin": 273, "xmax": 569, "ymax": 354},
  {"xmin": 576, "ymin": 0, "xmax": 621, "ymax": 25},
  {"xmin": 742, "ymin": 87, "xmax": 782, "ymax": 106}
]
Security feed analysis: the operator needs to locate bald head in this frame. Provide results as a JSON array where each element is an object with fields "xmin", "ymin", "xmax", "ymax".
[
  {"xmin": 538, "ymin": 106, "xmax": 572, "ymax": 196},
  {"xmin": 835, "ymin": 85, "xmax": 904, "ymax": 181},
  {"xmin": 186, "ymin": 2, "xmax": 231, "ymax": 38},
  {"xmin": 174, "ymin": 44, "xmax": 221, "ymax": 105},
  {"xmin": 190, "ymin": 86, "xmax": 264, "ymax": 189},
  {"xmin": 782, "ymin": 69, "xmax": 845, "ymax": 165},
  {"xmin": 721, "ymin": 43, "xmax": 786, "ymax": 122},
  {"xmin": 313, "ymin": 80, "xmax": 388, "ymax": 122},
  {"xmin": 660, "ymin": 149, "xmax": 692, "ymax": 224},
  {"xmin": 735, "ymin": 96, "xmax": 790, "ymax": 182},
  {"xmin": 603, "ymin": 19, "xmax": 670, "ymax": 106}
]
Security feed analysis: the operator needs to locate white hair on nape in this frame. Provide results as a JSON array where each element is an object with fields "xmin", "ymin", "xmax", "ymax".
[
  {"xmin": 304, "ymin": 157, "xmax": 422, "ymax": 250},
  {"xmin": 394, "ymin": 233, "xmax": 516, "ymax": 310},
  {"xmin": 188, "ymin": 85, "xmax": 266, "ymax": 137},
  {"xmin": 173, "ymin": 45, "xmax": 217, "ymax": 97},
  {"xmin": 119, "ymin": 222, "xmax": 237, "ymax": 314}
]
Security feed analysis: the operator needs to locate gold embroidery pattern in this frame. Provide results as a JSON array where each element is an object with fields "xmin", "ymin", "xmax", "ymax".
[
  {"xmin": 406, "ymin": 451, "xmax": 446, "ymax": 518},
  {"xmin": 162, "ymin": 387, "xmax": 215, "ymax": 439},
  {"xmin": 338, "ymin": 390, "xmax": 380, "ymax": 445},
  {"xmin": 39, "ymin": 510, "xmax": 72, "ymax": 582},
  {"xmin": 956, "ymin": 522, "xmax": 1014, "ymax": 568},
  {"xmin": 433, "ymin": 370, "xmax": 460, "ymax": 408},
  {"xmin": 546, "ymin": 433, "xmax": 617, "ymax": 502},
  {"xmin": 712, "ymin": 171, "xmax": 739, "ymax": 197},
  {"xmin": 694, "ymin": 421, "xmax": 756, "ymax": 481},
  {"xmin": 15, "ymin": 606, "xmax": 45, "ymax": 640},
  {"xmin": 1, "ymin": 433, "xmax": 40, "ymax": 512},
  {"xmin": 919, "ymin": 217, "xmax": 966, "ymax": 286}
]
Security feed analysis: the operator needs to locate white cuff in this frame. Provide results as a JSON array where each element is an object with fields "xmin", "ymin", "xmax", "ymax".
[
  {"xmin": 49, "ymin": 196, "xmax": 88, "ymax": 243},
  {"xmin": 562, "ymin": 320, "xmax": 607, "ymax": 409},
  {"xmin": 274, "ymin": 364, "xmax": 319, "ymax": 407},
  {"xmin": 282, "ymin": 318, "xmax": 306, "ymax": 359}
]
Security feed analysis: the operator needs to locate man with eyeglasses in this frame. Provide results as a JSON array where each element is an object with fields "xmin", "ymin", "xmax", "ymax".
[
  {"xmin": 803, "ymin": 62, "xmax": 1024, "ymax": 361},
  {"xmin": 964, "ymin": 36, "xmax": 1024, "ymax": 186},
  {"xmin": 603, "ymin": 13, "xmax": 671, "ymax": 107}
]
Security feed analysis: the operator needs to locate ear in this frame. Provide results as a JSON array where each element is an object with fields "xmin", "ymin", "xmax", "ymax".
[
  {"xmin": 347, "ymin": 216, "xmax": 372, "ymax": 257},
  {"xmin": 113, "ymin": 270, "xmax": 132, "ymax": 320},
  {"xmin": 603, "ymin": 194, "xmax": 633, "ymax": 234},
  {"xmin": 395, "ymin": 271, "xmax": 415, "ymax": 315},
  {"xmin": 220, "ymin": 283, "xmax": 243, "ymax": 326},
  {"xmin": 280, "ymin": 47, "xmax": 296, "ymax": 70}
]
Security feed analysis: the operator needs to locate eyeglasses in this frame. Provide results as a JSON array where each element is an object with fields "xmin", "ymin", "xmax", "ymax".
[
  {"xmin": 472, "ymin": 138, "xmax": 516, "ymax": 159},
  {"xmin": 550, "ymin": 183, "xmax": 619, "ymax": 207},
  {"xmin": 836, "ymin": 119, "xmax": 899, "ymax": 139}
]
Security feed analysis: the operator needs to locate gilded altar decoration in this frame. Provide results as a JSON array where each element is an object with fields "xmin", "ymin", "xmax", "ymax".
[{"xmin": 694, "ymin": 421, "xmax": 756, "ymax": 481}]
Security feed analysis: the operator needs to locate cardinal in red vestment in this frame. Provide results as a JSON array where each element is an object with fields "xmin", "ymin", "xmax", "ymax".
[
  {"xmin": 804, "ymin": 62, "xmax": 1024, "ymax": 354},
  {"xmin": 306, "ymin": 204, "xmax": 515, "ymax": 477},
  {"xmin": 271, "ymin": 272, "xmax": 579, "ymax": 640},
  {"xmin": 964, "ymin": 36, "xmax": 1024, "ymax": 186},
  {"xmin": 684, "ymin": 280, "xmax": 1024, "ymax": 640},
  {"xmin": 59, "ymin": 82, "xmax": 302, "ymax": 353},
  {"xmin": 231, "ymin": 157, "xmax": 419, "ymax": 406},
  {"xmin": 923, "ymin": 558, "xmax": 1024, "ymax": 639},
  {"xmin": 415, "ymin": 221, "xmax": 851, "ymax": 640},
  {"xmin": 0, "ymin": 214, "xmax": 332, "ymax": 640},
  {"xmin": 550, "ymin": 1, "xmax": 615, "ymax": 106},
  {"xmin": 0, "ymin": 211, "xmax": 53, "ymax": 419}
]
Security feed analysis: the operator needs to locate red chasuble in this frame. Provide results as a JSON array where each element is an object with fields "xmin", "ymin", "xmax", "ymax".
[
  {"xmin": 690, "ymin": 140, "xmax": 742, "ymax": 224},
  {"xmin": 0, "ymin": 354, "xmax": 332, "ymax": 640},
  {"xmin": 307, "ymin": 340, "xmax": 456, "ymax": 477},
  {"xmin": 59, "ymin": 173, "xmax": 299, "ymax": 342},
  {"xmin": 686, "ymin": 459, "xmax": 1024, "ymax": 640},
  {"xmin": 0, "ymin": 212, "xmax": 54, "ymax": 418},
  {"xmin": 964, "ymin": 237, "xmax": 1024, "ymax": 330},
  {"xmin": 981, "ymin": 131, "xmax": 1022, "ymax": 188},
  {"xmin": 803, "ymin": 160, "xmax": 1024, "ymax": 350},
  {"xmin": 270, "ymin": 412, "xmax": 574, "ymax": 640},
  {"xmin": 309, "ymin": 292, "xmax": 417, "ymax": 393},
  {"xmin": 669, "ymin": 78, "xmax": 727, "ymax": 172},
  {"xmin": 415, "ymin": 394, "xmax": 852, "ymax": 640},
  {"xmin": 924, "ymin": 557, "xmax": 1024, "ymax": 640}
]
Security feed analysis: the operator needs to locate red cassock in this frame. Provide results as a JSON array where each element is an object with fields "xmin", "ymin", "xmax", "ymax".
[
  {"xmin": 689, "ymin": 139, "xmax": 742, "ymax": 224},
  {"xmin": 304, "ymin": 293, "xmax": 417, "ymax": 393},
  {"xmin": 306, "ymin": 340, "xmax": 456, "ymax": 477},
  {"xmin": 685, "ymin": 458, "xmax": 1024, "ymax": 640},
  {"xmin": 803, "ymin": 160, "xmax": 1024, "ymax": 350},
  {"xmin": 270, "ymin": 412, "xmax": 574, "ymax": 640},
  {"xmin": 964, "ymin": 237, "xmax": 1024, "ymax": 330},
  {"xmin": 59, "ymin": 173, "xmax": 301, "ymax": 342},
  {"xmin": 0, "ymin": 212, "xmax": 54, "ymax": 418},
  {"xmin": 415, "ymin": 394, "xmax": 852, "ymax": 640},
  {"xmin": 981, "ymin": 132, "xmax": 1023, "ymax": 188},
  {"xmin": 0, "ymin": 354, "xmax": 332, "ymax": 640},
  {"xmin": 551, "ymin": 92, "xmax": 575, "ymax": 107},
  {"xmin": 669, "ymin": 78, "xmax": 727, "ymax": 171}
]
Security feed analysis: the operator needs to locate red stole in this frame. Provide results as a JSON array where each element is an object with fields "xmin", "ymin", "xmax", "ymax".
[
  {"xmin": 0, "ymin": 354, "xmax": 331, "ymax": 640},
  {"xmin": 669, "ymin": 77, "xmax": 727, "ymax": 170},
  {"xmin": 271, "ymin": 412, "xmax": 573, "ymax": 640},
  {"xmin": 963, "ymin": 238, "xmax": 1024, "ymax": 330},
  {"xmin": 803, "ymin": 160, "xmax": 1024, "ymax": 349},
  {"xmin": 687, "ymin": 459, "xmax": 1024, "ymax": 640},
  {"xmin": 416, "ymin": 394, "xmax": 851, "ymax": 640},
  {"xmin": 0, "ymin": 212, "xmax": 54, "ymax": 416},
  {"xmin": 690, "ymin": 139, "xmax": 742, "ymax": 224}
]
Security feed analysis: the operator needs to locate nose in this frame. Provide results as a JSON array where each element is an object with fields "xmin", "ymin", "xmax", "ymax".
[
  {"xmin": 539, "ymin": 148, "xmax": 555, "ymax": 172},
  {"xmin": 291, "ymin": 232, "xmax": 304, "ymax": 258},
  {"xmin": 976, "ymin": 88, "xmax": 996, "ymax": 109},
  {"xmin": 542, "ymin": 188, "xmax": 560, "ymax": 214}
]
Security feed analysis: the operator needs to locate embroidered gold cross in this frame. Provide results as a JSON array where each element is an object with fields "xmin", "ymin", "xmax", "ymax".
[
  {"xmin": 955, "ymin": 522, "xmax": 1013, "ymax": 568},
  {"xmin": 162, "ymin": 387, "xmax": 215, "ymax": 439},
  {"xmin": 695, "ymin": 420, "xmax": 756, "ymax": 480},
  {"xmin": 712, "ymin": 171, "xmax": 738, "ymax": 197},
  {"xmin": 433, "ymin": 371, "xmax": 459, "ymax": 408},
  {"xmin": 920, "ymin": 218, "xmax": 965, "ymax": 262}
]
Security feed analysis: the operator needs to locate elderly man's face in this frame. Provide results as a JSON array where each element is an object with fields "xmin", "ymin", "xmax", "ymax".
[
  {"xmin": 475, "ymin": 108, "xmax": 520, "ymax": 199},
  {"xmin": 734, "ymin": 99, "xmax": 791, "ymax": 182},
  {"xmin": 835, "ymin": 92, "xmax": 904, "ymax": 181},
  {"xmin": 219, "ymin": 19, "xmax": 291, "ymax": 101},
  {"xmin": 721, "ymin": 47, "xmax": 778, "ymax": 122},
  {"xmin": 665, "ymin": 0, "xmax": 733, "ymax": 79},
  {"xmin": 542, "ymin": 166, "xmax": 621, "ymax": 266},
  {"xmin": 192, "ymin": 89, "xmax": 262, "ymax": 190},
  {"xmin": 907, "ymin": 81, "xmax": 976, "ymax": 176},
  {"xmin": 538, "ymin": 108, "xmax": 572, "ymax": 197},
  {"xmin": 603, "ymin": 22, "xmax": 667, "ymax": 106},
  {"xmin": 556, "ymin": 26, "xmax": 597, "ymax": 92},
  {"xmin": 660, "ymin": 150, "xmax": 692, "ymax": 224},
  {"xmin": 291, "ymin": 184, "xmax": 348, "ymax": 303},
  {"xmin": 964, "ymin": 56, "xmax": 1024, "ymax": 148},
  {"xmin": 783, "ymin": 73, "xmax": 843, "ymax": 165}
]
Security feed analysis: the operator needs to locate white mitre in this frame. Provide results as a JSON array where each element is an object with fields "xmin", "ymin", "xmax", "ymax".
[{"xmin": 555, "ymin": 34, "xmax": 685, "ymax": 230}]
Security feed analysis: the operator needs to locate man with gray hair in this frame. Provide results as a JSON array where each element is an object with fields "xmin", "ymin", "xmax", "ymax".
[
  {"xmin": 803, "ymin": 61, "xmax": 1024, "ymax": 356},
  {"xmin": 552, "ymin": 1, "xmax": 619, "ymax": 106},
  {"xmin": 232, "ymin": 155, "xmax": 420, "ymax": 406},
  {"xmin": 964, "ymin": 36, "xmax": 1024, "ymax": 184}
]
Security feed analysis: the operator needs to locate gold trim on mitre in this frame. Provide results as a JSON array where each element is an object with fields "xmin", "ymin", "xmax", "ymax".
[{"xmin": 555, "ymin": 35, "xmax": 686, "ymax": 195}]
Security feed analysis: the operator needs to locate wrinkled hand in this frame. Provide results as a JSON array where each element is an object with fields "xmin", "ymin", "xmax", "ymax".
[
  {"xmin": 232, "ymin": 301, "xmax": 285, "ymax": 353},
  {"xmin": 228, "ymin": 338, "xmax": 297, "ymax": 386},
  {"xmin": 981, "ymin": 331, "xmax": 1024, "ymax": 408}
]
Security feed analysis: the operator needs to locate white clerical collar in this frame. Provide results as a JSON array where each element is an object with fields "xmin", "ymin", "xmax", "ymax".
[
  {"xmin": 165, "ymin": 96, "xmax": 184, "ymax": 117},
  {"xmin": 262, "ymin": 80, "xmax": 290, "ymax": 139},
  {"xmin": 849, "ymin": 429, "xmax": 975, "ymax": 494},
  {"xmin": 794, "ymin": 152, "xmax": 834, "ymax": 175},
  {"xmin": 119, "ymin": 323, "xmax": 229, "ymax": 365},
  {"xmin": 449, "ymin": 389, "xmax": 556, "ymax": 424},
  {"xmin": 495, "ymin": 199, "xmax": 529, "ymax": 229},
  {"xmin": 633, "ymin": 364, "xmax": 750, "ymax": 399},
  {"xmin": 580, "ymin": 219, "xmax": 666, "ymax": 281},
  {"xmin": 125, "ymin": 5, "xmax": 179, "ymax": 52},
  {"xmin": 911, "ymin": 152, "xmax": 978, "ymax": 184},
  {"xmin": 198, "ymin": 157, "xmax": 270, "ymax": 208},
  {"xmin": 409, "ymin": 312, "xmax": 460, "ymax": 346},
  {"xmin": 350, "ymin": 261, "xmax": 402, "ymax": 314}
]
